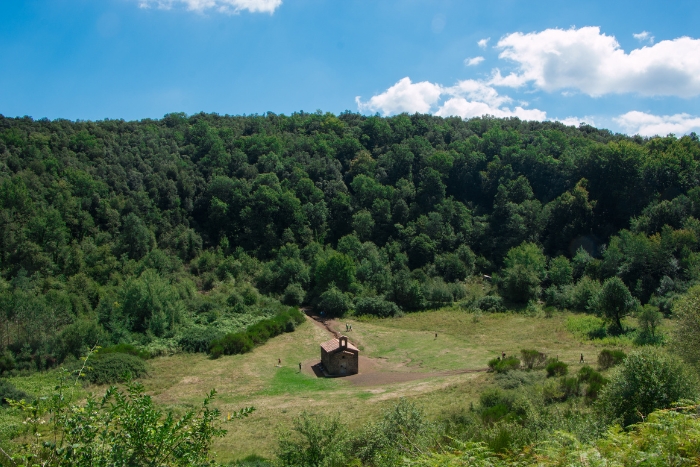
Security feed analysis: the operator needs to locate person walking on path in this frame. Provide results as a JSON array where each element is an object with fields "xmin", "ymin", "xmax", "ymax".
[
  {"xmin": 580, "ymin": 353, "xmax": 585, "ymax": 364},
  {"xmin": 435, "ymin": 332, "xmax": 438, "ymax": 339},
  {"xmin": 299, "ymin": 362, "xmax": 302, "ymax": 372},
  {"xmin": 278, "ymin": 358, "xmax": 281, "ymax": 366}
]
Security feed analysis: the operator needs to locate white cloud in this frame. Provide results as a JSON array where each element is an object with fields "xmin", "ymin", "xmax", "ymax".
[
  {"xmin": 477, "ymin": 37, "xmax": 490, "ymax": 48},
  {"xmin": 435, "ymin": 97, "xmax": 546, "ymax": 120},
  {"xmin": 138, "ymin": 0, "xmax": 282, "ymax": 14},
  {"xmin": 633, "ymin": 31, "xmax": 654, "ymax": 44},
  {"xmin": 464, "ymin": 56, "xmax": 485, "ymax": 66},
  {"xmin": 553, "ymin": 116, "xmax": 596, "ymax": 127},
  {"xmin": 491, "ymin": 26, "xmax": 700, "ymax": 97},
  {"xmin": 355, "ymin": 77, "xmax": 443, "ymax": 115},
  {"xmin": 615, "ymin": 111, "xmax": 700, "ymax": 136},
  {"xmin": 357, "ymin": 77, "xmax": 547, "ymax": 121}
]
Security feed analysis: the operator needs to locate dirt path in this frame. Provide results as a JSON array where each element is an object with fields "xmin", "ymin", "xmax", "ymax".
[{"xmin": 301, "ymin": 309, "xmax": 488, "ymax": 386}]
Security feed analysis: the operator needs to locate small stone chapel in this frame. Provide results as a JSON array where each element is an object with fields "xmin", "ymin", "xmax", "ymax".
[{"xmin": 320, "ymin": 335, "xmax": 359, "ymax": 376}]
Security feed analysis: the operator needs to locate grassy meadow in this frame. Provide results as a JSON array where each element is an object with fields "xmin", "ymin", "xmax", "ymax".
[{"xmin": 3, "ymin": 308, "xmax": 661, "ymax": 462}]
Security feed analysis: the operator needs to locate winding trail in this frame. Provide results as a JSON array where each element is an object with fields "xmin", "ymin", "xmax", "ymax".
[{"xmin": 301, "ymin": 308, "xmax": 488, "ymax": 386}]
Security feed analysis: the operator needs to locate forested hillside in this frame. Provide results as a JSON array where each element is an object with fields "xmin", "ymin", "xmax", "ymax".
[{"xmin": 1, "ymin": 111, "xmax": 699, "ymax": 369}]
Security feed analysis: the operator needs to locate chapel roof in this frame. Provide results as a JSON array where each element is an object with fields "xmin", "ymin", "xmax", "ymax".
[{"xmin": 320, "ymin": 336, "xmax": 358, "ymax": 353}]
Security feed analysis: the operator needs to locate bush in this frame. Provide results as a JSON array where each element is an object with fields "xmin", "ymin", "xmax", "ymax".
[
  {"xmin": 598, "ymin": 349, "xmax": 626, "ymax": 370},
  {"xmin": 0, "ymin": 379, "xmax": 30, "ymax": 404},
  {"xmin": 479, "ymin": 388, "xmax": 526, "ymax": 424},
  {"xmin": 560, "ymin": 376, "xmax": 580, "ymax": 400},
  {"xmin": 495, "ymin": 370, "xmax": 540, "ymax": 389},
  {"xmin": 282, "ymin": 283, "xmax": 305, "ymax": 306},
  {"xmin": 498, "ymin": 242, "xmax": 546, "ymax": 303},
  {"xmin": 545, "ymin": 359, "xmax": 568, "ymax": 377},
  {"xmin": 578, "ymin": 366, "xmax": 607, "ymax": 402},
  {"xmin": 355, "ymin": 296, "xmax": 400, "ymax": 318},
  {"xmin": 211, "ymin": 333, "xmax": 254, "ymax": 357},
  {"xmin": 208, "ymin": 307, "xmax": 304, "ymax": 358},
  {"xmin": 520, "ymin": 349, "xmax": 547, "ymax": 369},
  {"xmin": 178, "ymin": 327, "xmax": 225, "ymax": 353},
  {"xmin": 598, "ymin": 347, "xmax": 699, "ymax": 426},
  {"xmin": 571, "ymin": 276, "xmax": 601, "ymax": 312},
  {"xmin": 55, "ymin": 319, "xmax": 107, "ymax": 362},
  {"xmin": 99, "ymin": 343, "xmax": 150, "ymax": 360},
  {"xmin": 85, "ymin": 353, "xmax": 148, "ymax": 385},
  {"xmin": 475, "ymin": 295, "xmax": 505, "ymax": 312},
  {"xmin": 317, "ymin": 286, "xmax": 352, "ymax": 317},
  {"xmin": 0, "ymin": 351, "xmax": 16, "ymax": 374},
  {"xmin": 488, "ymin": 356, "xmax": 520, "ymax": 373}
]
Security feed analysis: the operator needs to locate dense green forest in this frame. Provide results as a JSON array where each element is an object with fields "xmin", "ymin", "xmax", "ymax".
[{"xmin": 1, "ymin": 111, "xmax": 700, "ymax": 368}]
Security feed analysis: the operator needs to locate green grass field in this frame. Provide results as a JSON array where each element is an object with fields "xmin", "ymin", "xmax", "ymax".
[{"xmin": 3, "ymin": 309, "xmax": 658, "ymax": 462}]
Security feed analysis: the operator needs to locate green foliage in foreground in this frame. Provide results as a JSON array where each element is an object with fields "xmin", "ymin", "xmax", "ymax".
[
  {"xmin": 598, "ymin": 347, "xmax": 699, "ymax": 426},
  {"xmin": 408, "ymin": 406, "xmax": 700, "ymax": 466},
  {"xmin": 3, "ymin": 373, "xmax": 254, "ymax": 467}
]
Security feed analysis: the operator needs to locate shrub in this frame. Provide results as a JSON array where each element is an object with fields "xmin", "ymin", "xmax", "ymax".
[
  {"xmin": 598, "ymin": 349, "xmax": 626, "ymax": 370},
  {"xmin": 282, "ymin": 283, "xmax": 305, "ymax": 306},
  {"xmin": 671, "ymin": 285, "xmax": 700, "ymax": 370},
  {"xmin": 317, "ymin": 286, "xmax": 352, "ymax": 317},
  {"xmin": 0, "ymin": 351, "xmax": 16, "ymax": 374},
  {"xmin": 571, "ymin": 276, "xmax": 601, "ymax": 312},
  {"xmin": 209, "ymin": 307, "xmax": 304, "ymax": 358},
  {"xmin": 495, "ymin": 370, "xmax": 540, "ymax": 389},
  {"xmin": 578, "ymin": 366, "xmax": 607, "ymax": 402},
  {"xmin": 545, "ymin": 359, "xmax": 568, "ymax": 377},
  {"xmin": 560, "ymin": 376, "xmax": 580, "ymax": 400},
  {"xmin": 520, "ymin": 349, "xmax": 547, "ymax": 369},
  {"xmin": 0, "ymin": 379, "xmax": 30, "ymax": 404},
  {"xmin": 476, "ymin": 295, "xmax": 505, "ymax": 312},
  {"xmin": 498, "ymin": 242, "xmax": 547, "ymax": 303},
  {"xmin": 488, "ymin": 356, "xmax": 520, "ymax": 373},
  {"xmin": 355, "ymin": 296, "xmax": 400, "ymax": 318},
  {"xmin": 210, "ymin": 333, "xmax": 254, "ymax": 356},
  {"xmin": 278, "ymin": 412, "xmax": 350, "ymax": 467},
  {"xmin": 178, "ymin": 327, "xmax": 224, "ymax": 353},
  {"xmin": 85, "ymin": 353, "xmax": 148, "ymax": 385},
  {"xmin": 598, "ymin": 347, "xmax": 699, "ymax": 426},
  {"xmin": 55, "ymin": 319, "xmax": 107, "ymax": 362},
  {"xmin": 99, "ymin": 343, "xmax": 150, "ymax": 360},
  {"xmin": 479, "ymin": 388, "xmax": 526, "ymax": 424}
]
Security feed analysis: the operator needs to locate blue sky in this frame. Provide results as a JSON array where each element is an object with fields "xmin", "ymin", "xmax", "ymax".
[{"xmin": 1, "ymin": 0, "xmax": 700, "ymax": 136}]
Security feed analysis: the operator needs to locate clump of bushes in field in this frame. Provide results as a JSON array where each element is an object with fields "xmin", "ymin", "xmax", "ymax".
[
  {"xmin": 520, "ymin": 349, "xmax": 547, "ymax": 369},
  {"xmin": 209, "ymin": 307, "xmax": 305, "ymax": 358},
  {"xmin": 0, "ymin": 380, "xmax": 30, "ymax": 405},
  {"xmin": 354, "ymin": 296, "xmax": 401, "ymax": 318},
  {"xmin": 488, "ymin": 356, "xmax": 521, "ymax": 373},
  {"xmin": 597, "ymin": 349, "xmax": 626, "ymax": 369},
  {"xmin": 85, "ymin": 353, "xmax": 148, "ymax": 384},
  {"xmin": 99, "ymin": 343, "xmax": 151, "ymax": 360},
  {"xmin": 545, "ymin": 359, "xmax": 568, "ymax": 377},
  {"xmin": 178, "ymin": 327, "xmax": 225, "ymax": 353}
]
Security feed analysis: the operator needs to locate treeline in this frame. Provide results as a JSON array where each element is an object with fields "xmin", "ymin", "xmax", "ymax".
[{"xmin": 1, "ymin": 111, "xmax": 700, "ymax": 368}]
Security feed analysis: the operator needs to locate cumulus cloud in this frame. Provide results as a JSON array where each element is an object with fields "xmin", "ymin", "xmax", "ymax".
[
  {"xmin": 553, "ymin": 116, "xmax": 596, "ymax": 127},
  {"xmin": 477, "ymin": 37, "xmax": 490, "ymax": 48},
  {"xmin": 356, "ymin": 77, "xmax": 547, "ymax": 121},
  {"xmin": 138, "ymin": 0, "xmax": 282, "ymax": 14},
  {"xmin": 633, "ymin": 31, "xmax": 654, "ymax": 44},
  {"xmin": 464, "ymin": 56, "xmax": 485, "ymax": 66},
  {"xmin": 435, "ymin": 97, "xmax": 546, "ymax": 120},
  {"xmin": 491, "ymin": 26, "xmax": 700, "ymax": 97},
  {"xmin": 615, "ymin": 111, "xmax": 700, "ymax": 136},
  {"xmin": 356, "ymin": 78, "xmax": 443, "ymax": 115}
]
